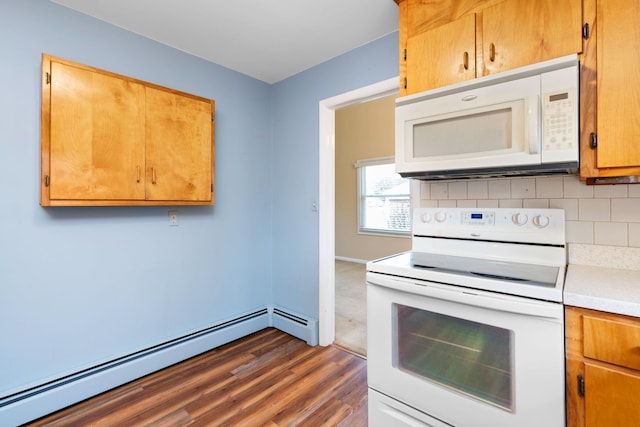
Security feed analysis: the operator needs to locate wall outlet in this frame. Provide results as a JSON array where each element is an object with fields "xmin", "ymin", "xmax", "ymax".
[{"xmin": 168, "ymin": 210, "xmax": 179, "ymax": 226}]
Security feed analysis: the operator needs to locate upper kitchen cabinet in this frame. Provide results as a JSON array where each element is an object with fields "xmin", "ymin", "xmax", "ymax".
[
  {"xmin": 40, "ymin": 54, "xmax": 215, "ymax": 206},
  {"xmin": 405, "ymin": 13, "xmax": 476, "ymax": 93},
  {"xmin": 144, "ymin": 87, "xmax": 214, "ymax": 202},
  {"xmin": 580, "ymin": 0, "xmax": 640, "ymax": 182},
  {"xmin": 481, "ymin": 0, "xmax": 582, "ymax": 74},
  {"xmin": 397, "ymin": 0, "xmax": 583, "ymax": 95}
]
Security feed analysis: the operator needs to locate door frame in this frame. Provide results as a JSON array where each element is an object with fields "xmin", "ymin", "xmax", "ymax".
[{"xmin": 317, "ymin": 77, "xmax": 398, "ymax": 346}]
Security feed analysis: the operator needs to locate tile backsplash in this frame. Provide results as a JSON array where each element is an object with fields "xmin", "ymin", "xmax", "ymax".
[{"xmin": 418, "ymin": 175, "xmax": 640, "ymax": 248}]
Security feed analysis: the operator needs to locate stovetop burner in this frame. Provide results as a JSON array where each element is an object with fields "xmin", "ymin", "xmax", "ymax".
[{"xmin": 410, "ymin": 252, "xmax": 559, "ymax": 288}]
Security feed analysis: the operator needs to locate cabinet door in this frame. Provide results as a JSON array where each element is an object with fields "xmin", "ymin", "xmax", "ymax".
[
  {"xmin": 482, "ymin": 0, "xmax": 582, "ymax": 76},
  {"xmin": 48, "ymin": 60, "xmax": 146, "ymax": 200},
  {"xmin": 145, "ymin": 87, "xmax": 214, "ymax": 202},
  {"xmin": 584, "ymin": 363, "xmax": 640, "ymax": 427},
  {"xmin": 595, "ymin": 0, "xmax": 640, "ymax": 168},
  {"xmin": 405, "ymin": 13, "xmax": 476, "ymax": 94}
]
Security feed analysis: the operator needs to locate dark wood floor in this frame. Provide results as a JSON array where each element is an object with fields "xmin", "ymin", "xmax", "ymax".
[{"xmin": 27, "ymin": 328, "xmax": 368, "ymax": 426}]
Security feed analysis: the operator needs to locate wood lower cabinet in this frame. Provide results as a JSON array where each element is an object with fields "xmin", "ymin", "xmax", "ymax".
[
  {"xmin": 580, "ymin": 0, "xmax": 640, "ymax": 181},
  {"xmin": 397, "ymin": 0, "xmax": 582, "ymax": 95},
  {"xmin": 41, "ymin": 54, "xmax": 214, "ymax": 206},
  {"xmin": 565, "ymin": 306, "xmax": 640, "ymax": 427}
]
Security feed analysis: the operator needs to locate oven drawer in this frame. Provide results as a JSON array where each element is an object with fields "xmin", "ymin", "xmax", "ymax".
[
  {"xmin": 368, "ymin": 389, "xmax": 452, "ymax": 427},
  {"xmin": 583, "ymin": 315, "xmax": 640, "ymax": 370}
]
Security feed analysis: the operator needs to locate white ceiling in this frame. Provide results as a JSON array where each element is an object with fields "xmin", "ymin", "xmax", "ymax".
[{"xmin": 51, "ymin": 0, "xmax": 399, "ymax": 84}]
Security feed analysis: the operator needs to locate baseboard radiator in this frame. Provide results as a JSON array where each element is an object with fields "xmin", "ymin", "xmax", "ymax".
[
  {"xmin": 269, "ymin": 305, "xmax": 319, "ymax": 346},
  {"xmin": 0, "ymin": 305, "xmax": 318, "ymax": 426}
]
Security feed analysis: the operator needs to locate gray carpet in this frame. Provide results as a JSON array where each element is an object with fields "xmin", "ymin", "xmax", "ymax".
[{"xmin": 334, "ymin": 260, "xmax": 367, "ymax": 356}]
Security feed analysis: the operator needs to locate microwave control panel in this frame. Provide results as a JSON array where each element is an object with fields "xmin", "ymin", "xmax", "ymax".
[{"xmin": 543, "ymin": 88, "xmax": 578, "ymax": 152}]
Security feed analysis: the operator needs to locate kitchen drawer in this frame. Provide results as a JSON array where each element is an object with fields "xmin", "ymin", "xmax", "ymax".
[{"xmin": 583, "ymin": 315, "xmax": 640, "ymax": 370}]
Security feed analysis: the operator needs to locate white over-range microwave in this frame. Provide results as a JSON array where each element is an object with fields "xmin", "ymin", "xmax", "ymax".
[{"xmin": 395, "ymin": 55, "xmax": 579, "ymax": 180}]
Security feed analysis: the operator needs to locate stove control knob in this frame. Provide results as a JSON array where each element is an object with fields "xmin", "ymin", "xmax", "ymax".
[
  {"xmin": 421, "ymin": 212, "xmax": 432, "ymax": 223},
  {"xmin": 511, "ymin": 213, "xmax": 528, "ymax": 226},
  {"xmin": 434, "ymin": 211, "xmax": 447, "ymax": 223},
  {"xmin": 533, "ymin": 215, "xmax": 550, "ymax": 228}
]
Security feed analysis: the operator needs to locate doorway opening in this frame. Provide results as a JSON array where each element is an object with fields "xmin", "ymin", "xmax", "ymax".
[{"xmin": 317, "ymin": 77, "xmax": 398, "ymax": 346}]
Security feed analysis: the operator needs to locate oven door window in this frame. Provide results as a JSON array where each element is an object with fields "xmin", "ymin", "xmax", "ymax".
[{"xmin": 394, "ymin": 304, "xmax": 514, "ymax": 411}]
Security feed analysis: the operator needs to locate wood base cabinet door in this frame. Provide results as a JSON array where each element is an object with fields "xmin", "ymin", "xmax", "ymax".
[
  {"xmin": 565, "ymin": 306, "xmax": 640, "ymax": 427},
  {"xmin": 585, "ymin": 363, "xmax": 640, "ymax": 427}
]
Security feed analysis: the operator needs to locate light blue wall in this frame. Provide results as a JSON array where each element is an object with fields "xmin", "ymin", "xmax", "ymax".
[
  {"xmin": 0, "ymin": 0, "xmax": 399, "ymax": 404},
  {"xmin": 0, "ymin": 0, "xmax": 272, "ymax": 397},
  {"xmin": 270, "ymin": 34, "xmax": 399, "ymax": 317}
]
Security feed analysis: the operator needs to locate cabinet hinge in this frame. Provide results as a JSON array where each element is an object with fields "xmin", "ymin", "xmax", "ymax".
[
  {"xmin": 403, "ymin": 48, "xmax": 407, "ymax": 61},
  {"xmin": 211, "ymin": 184, "xmax": 214, "ymax": 192},
  {"xmin": 589, "ymin": 132, "xmax": 598, "ymax": 149},
  {"xmin": 582, "ymin": 23, "xmax": 590, "ymax": 40},
  {"xmin": 211, "ymin": 113, "xmax": 215, "ymax": 122},
  {"xmin": 44, "ymin": 175, "xmax": 50, "ymax": 187},
  {"xmin": 403, "ymin": 77, "xmax": 407, "ymax": 90},
  {"xmin": 45, "ymin": 72, "xmax": 51, "ymax": 85},
  {"xmin": 577, "ymin": 375, "xmax": 585, "ymax": 397}
]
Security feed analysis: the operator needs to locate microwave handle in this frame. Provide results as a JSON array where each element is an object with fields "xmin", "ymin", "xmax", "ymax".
[{"xmin": 528, "ymin": 95, "xmax": 541, "ymax": 155}]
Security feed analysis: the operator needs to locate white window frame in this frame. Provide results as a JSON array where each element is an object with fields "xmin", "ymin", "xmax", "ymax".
[{"xmin": 355, "ymin": 156, "xmax": 411, "ymax": 237}]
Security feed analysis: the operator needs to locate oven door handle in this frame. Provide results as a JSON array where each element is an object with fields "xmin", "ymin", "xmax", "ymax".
[{"xmin": 367, "ymin": 274, "xmax": 562, "ymax": 320}]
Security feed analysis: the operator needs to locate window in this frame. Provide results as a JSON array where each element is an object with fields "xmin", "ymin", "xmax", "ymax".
[{"xmin": 356, "ymin": 157, "xmax": 411, "ymax": 236}]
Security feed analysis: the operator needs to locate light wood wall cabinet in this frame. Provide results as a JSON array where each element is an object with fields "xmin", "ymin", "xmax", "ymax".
[
  {"xmin": 580, "ymin": 0, "xmax": 640, "ymax": 182},
  {"xmin": 565, "ymin": 306, "xmax": 640, "ymax": 426},
  {"xmin": 396, "ymin": 0, "xmax": 583, "ymax": 95},
  {"xmin": 40, "ymin": 54, "xmax": 215, "ymax": 206}
]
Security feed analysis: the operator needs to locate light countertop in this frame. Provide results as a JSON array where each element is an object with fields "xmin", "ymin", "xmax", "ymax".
[
  {"xmin": 564, "ymin": 264, "xmax": 640, "ymax": 317},
  {"xmin": 564, "ymin": 244, "xmax": 640, "ymax": 318}
]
